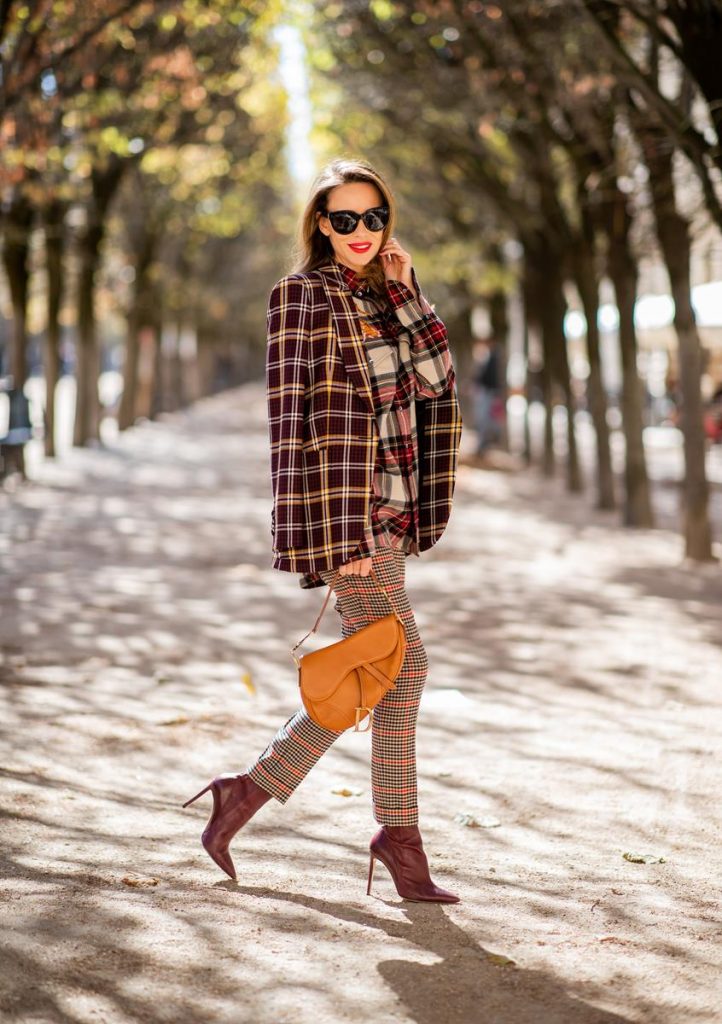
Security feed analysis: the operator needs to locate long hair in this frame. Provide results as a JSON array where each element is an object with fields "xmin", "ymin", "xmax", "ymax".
[{"xmin": 290, "ymin": 157, "xmax": 397, "ymax": 296}]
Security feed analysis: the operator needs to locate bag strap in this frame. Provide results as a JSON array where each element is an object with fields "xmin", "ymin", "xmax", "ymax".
[{"xmin": 290, "ymin": 566, "xmax": 399, "ymax": 666}]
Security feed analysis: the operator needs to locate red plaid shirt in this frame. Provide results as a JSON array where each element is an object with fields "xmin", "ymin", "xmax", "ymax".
[{"xmin": 328, "ymin": 260, "xmax": 453, "ymax": 562}]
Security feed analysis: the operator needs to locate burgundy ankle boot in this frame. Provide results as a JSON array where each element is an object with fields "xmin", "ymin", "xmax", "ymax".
[
  {"xmin": 367, "ymin": 824, "xmax": 460, "ymax": 903},
  {"xmin": 182, "ymin": 773, "xmax": 273, "ymax": 880}
]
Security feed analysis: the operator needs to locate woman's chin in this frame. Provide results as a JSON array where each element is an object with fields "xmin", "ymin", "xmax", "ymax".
[{"xmin": 344, "ymin": 247, "xmax": 377, "ymax": 265}]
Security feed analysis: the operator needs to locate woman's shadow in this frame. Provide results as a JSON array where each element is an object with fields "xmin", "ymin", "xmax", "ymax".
[{"xmin": 227, "ymin": 883, "xmax": 632, "ymax": 1024}]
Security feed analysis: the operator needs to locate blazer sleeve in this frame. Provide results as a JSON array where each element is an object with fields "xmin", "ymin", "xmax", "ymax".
[
  {"xmin": 385, "ymin": 266, "xmax": 455, "ymax": 398},
  {"xmin": 266, "ymin": 275, "xmax": 311, "ymax": 551}
]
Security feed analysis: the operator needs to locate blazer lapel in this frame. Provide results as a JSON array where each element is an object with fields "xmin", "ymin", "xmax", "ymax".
[{"xmin": 313, "ymin": 259, "xmax": 375, "ymax": 418}]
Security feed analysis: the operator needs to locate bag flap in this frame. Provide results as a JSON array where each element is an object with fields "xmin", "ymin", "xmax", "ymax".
[{"xmin": 299, "ymin": 613, "xmax": 403, "ymax": 701}]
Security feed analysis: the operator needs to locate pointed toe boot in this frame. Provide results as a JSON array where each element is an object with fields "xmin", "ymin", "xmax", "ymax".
[
  {"xmin": 367, "ymin": 824, "xmax": 460, "ymax": 904},
  {"xmin": 182, "ymin": 773, "xmax": 273, "ymax": 880}
]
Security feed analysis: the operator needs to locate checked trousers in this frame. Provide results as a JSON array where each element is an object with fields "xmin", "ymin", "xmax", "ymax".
[{"xmin": 245, "ymin": 545, "xmax": 429, "ymax": 825}]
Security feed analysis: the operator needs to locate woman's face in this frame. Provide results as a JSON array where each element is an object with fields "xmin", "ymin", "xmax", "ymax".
[{"xmin": 316, "ymin": 181, "xmax": 386, "ymax": 273}]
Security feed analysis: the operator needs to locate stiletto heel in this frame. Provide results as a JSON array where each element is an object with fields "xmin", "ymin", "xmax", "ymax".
[
  {"xmin": 367, "ymin": 854, "xmax": 376, "ymax": 896},
  {"xmin": 182, "ymin": 783, "xmax": 213, "ymax": 808},
  {"xmin": 367, "ymin": 825, "xmax": 460, "ymax": 903},
  {"xmin": 182, "ymin": 773, "xmax": 272, "ymax": 880}
]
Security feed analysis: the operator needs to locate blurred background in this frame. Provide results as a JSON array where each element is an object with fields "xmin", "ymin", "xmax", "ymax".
[{"xmin": 1, "ymin": 0, "xmax": 721, "ymax": 558}]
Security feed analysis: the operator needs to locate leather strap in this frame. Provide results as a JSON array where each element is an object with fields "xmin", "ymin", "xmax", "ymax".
[
  {"xmin": 363, "ymin": 660, "xmax": 393, "ymax": 687},
  {"xmin": 290, "ymin": 565, "xmax": 399, "ymax": 663}
]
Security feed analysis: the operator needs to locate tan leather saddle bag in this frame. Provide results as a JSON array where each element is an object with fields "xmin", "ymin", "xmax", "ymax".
[{"xmin": 290, "ymin": 567, "xmax": 407, "ymax": 732}]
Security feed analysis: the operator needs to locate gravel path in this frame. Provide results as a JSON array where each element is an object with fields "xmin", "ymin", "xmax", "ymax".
[{"xmin": 1, "ymin": 384, "xmax": 720, "ymax": 1024}]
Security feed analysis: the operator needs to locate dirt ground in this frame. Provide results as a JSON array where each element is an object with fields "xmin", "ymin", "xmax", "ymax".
[{"xmin": 1, "ymin": 384, "xmax": 721, "ymax": 1024}]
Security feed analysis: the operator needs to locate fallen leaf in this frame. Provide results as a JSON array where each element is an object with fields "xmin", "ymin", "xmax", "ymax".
[
  {"xmin": 486, "ymin": 952, "xmax": 516, "ymax": 967},
  {"xmin": 332, "ymin": 787, "xmax": 363, "ymax": 797},
  {"xmin": 240, "ymin": 672, "xmax": 256, "ymax": 696},
  {"xmin": 454, "ymin": 812, "xmax": 500, "ymax": 828},
  {"xmin": 622, "ymin": 852, "xmax": 667, "ymax": 864},
  {"xmin": 455, "ymin": 813, "xmax": 480, "ymax": 827},
  {"xmin": 122, "ymin": 876, "xmax": 159, "ymax": 888}
]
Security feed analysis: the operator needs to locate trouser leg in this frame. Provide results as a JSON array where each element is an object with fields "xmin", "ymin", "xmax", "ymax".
[
  {"xmin": 330, "ymin": 546, "xmax": 428, "ymax": 825},
  {"xmin": 246, "ymin": 545, "xmax": 428, "ymax": 819},
  {"xmin": 474, "ymin": 386, "xmax": 494, "ymax": 453},
  {"xmin": 244, "ymin": 563, "xmax": 357, "ymax": 801},
  {"xmin": 245, "ymin": 705, "xmax": 343, "ymax": 802}
]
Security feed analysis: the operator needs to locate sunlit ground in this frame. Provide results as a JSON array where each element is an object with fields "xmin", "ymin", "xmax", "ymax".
[{"xmin": 1, "ymin": 383, "xmax": 720, "ymax": 1024}]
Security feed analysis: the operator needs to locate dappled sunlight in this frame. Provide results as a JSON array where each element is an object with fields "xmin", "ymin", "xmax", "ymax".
[
  {"xmin": 4, "ymin": 0, "xmax": 722, "ymax": 1017},
  {"xmin": 1, "ymin": 385, "xmax": 720, "ymax": 1024}
]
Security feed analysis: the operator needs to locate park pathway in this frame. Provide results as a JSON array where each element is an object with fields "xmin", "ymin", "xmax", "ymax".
[{"xmin": 1, "ymin": 383, "xmax": 720, "ymax": 1024}]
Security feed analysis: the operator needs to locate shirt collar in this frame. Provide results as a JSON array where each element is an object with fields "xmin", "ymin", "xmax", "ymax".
[{"xmin": 334, "ymin": 259, "xmax": 367, "ymax": 295}]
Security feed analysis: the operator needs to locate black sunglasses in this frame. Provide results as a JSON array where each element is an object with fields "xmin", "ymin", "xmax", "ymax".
[{"xmin": 321, "ymin": 205, "xmax": 390, "ymax": 235}]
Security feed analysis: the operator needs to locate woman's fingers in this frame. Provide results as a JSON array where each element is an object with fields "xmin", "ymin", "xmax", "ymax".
[
  {"xmin": 380, "ymin": 238, "xmax": 410, "ymax": 262},
  {"xmin": 338, "ymin": 556, "xmax": 373, "ymax": 576}
]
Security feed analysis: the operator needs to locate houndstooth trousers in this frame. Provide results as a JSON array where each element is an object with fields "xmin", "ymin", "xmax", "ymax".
[{"xmin": 245, "ymin": 545, "xmax": 429, "ymax": 825}]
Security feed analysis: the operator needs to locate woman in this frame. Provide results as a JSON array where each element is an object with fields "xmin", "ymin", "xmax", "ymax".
[{"xmin": 183, "ymin": 158, "xmax": 463, "ymax": 903}]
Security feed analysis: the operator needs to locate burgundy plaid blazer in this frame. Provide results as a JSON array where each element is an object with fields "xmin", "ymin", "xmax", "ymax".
[{"xmin": 266, "ymin": 256, "xmax": 463, "ymax": 585}]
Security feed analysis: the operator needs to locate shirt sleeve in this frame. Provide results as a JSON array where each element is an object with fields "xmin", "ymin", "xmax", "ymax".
[
  {"xmin": 299, "ymin": 570, "xmax": 326, "ymax": 589},
  {"xmin": 385, "ymin": 266, "xmax": 454, "ymax": 398},
  {"xmin": 350, "ymin": 521, "xmax": 377, "ymax": 560}
]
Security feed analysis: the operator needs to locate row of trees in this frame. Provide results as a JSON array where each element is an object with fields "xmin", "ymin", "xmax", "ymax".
[
  {"xmin": 1, "ymin": 1, "xmax": 720, "ymax": 561},
  {"xmin": 1, "ymin": 0, "xmax": 290, "ymax": 457},
  {"xmin": 305, "ymin": 0, "xmax": 722, "ymax": 560}
]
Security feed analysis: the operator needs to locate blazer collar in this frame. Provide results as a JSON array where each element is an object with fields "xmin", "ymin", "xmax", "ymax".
[
  {"xmin": 311, "ymin": 258, "xmax": 376, "ymax": 418},
  {"xmin": 314, "ymin": 257, "xmax": 358, "ymax": 288}
]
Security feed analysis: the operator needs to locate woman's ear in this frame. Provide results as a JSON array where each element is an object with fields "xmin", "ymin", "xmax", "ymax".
[{"xmin": 316, "ymin": 210, "xmax": 328, "ymax": 237}]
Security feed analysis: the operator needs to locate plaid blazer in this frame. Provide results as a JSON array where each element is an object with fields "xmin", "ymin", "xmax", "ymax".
[{"xmin": 266, "ymin": 256, "xmax": 463, "ymax": 587}]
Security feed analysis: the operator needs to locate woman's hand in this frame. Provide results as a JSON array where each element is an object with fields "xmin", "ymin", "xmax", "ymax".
[
  {"xmin": 379, "ymin": 237, "xmax": 416, "ymax": 296},
  {"xmin": 338, "ymin": 556, "xmax": 373, "ymax": 577}
]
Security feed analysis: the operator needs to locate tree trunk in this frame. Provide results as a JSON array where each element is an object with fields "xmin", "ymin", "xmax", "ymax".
[
  {"xmin": 171, "ymin": 322, "xmax": 184, "ymax": 410},
  {"xmin": 42, "ymin": 199, "xmax": 65, "ymax": 458},
  {"xmin": 118, "ymin": 306, "xmax": 141, "ymax": 432},
  {"xmin": 488, "ymin": 287, "xmax": 509, "ymax": 451},
  {"xmin": 539, "ymin": 247, "xmax": 582, "ymax": 492},
  {"xmin": 196, "ymin": 330, "xmax": 217, "ymax": 400},
  {"xmin": 150, "ymin": 315, "xmax": 165, "ymax": 421},
  {"xmin": 522, "ymin": 257, "xmax": 548, "ymax": 470},
  {"xmin": 74, "ymin": 157, "xmax": 127, "ymax": 447},
  {"xmin": 2, "ymin": 191, "xmax": 33, "ymax": 388},
  {"xmin": 636, "ymin": 121, "xmax": 713, "ymax": 560},
  {"xmin": 573, "ymin": 203, "xmax": 615, "ymax": 509},
  {"xmin": 157, "ymin": 324, "xmax": 173, "ymax": 413},
  {"xmin": 541, "ymin": 363, "xmax": 555, "ymax": 477},
  {"xmin": 602, "ymin": 191, "xmax": 654, "ymax": 527},
  {"xmin": 666, "ymin": 3, "xmax": 722, "ymax": 176},
  {"xmin": 74, "ymin": 227, "xmax": 101, "ymax": 445},
  {"xmin": 136, "ymin": 326, "xmax": 157, "ymax": 421},
  {"xmin": 1, "ymin": 191, "xmax": 33, "ymax": 480},
  {"xmin": 520, "ymin": 274, "xmax": 535, "ymax": 466},
  {"xmin": 444, "ymin": 307, "xmax": 475, "ymax": 428},
  {"xmin": 119, "ymin": 226, "xmax": 157, "ymax": 431}
]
